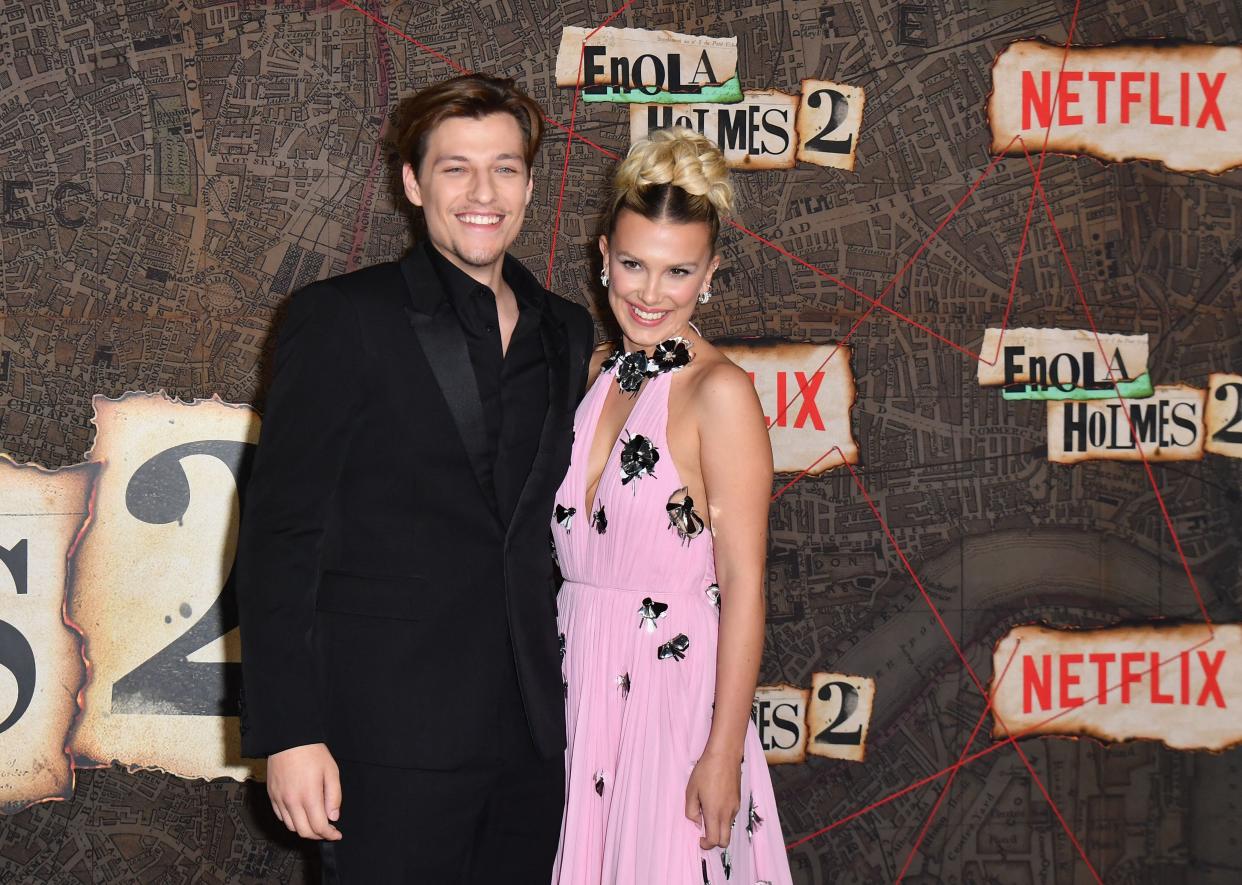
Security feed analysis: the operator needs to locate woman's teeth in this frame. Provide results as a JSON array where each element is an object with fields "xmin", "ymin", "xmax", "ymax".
[{"xmin": 633, "ymin": 306, "xmax": 666, "ymax": 321}]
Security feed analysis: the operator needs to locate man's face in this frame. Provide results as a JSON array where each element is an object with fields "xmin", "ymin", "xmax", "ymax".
[{"xmin": 403, "ymin": 112, "xmax": 534, "ymax": 276}]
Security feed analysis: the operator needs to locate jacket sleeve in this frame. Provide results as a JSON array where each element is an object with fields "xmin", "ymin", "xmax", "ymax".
[{"xmin": 236, "ymin": 282, "xmax": 362, "ymax": 758}]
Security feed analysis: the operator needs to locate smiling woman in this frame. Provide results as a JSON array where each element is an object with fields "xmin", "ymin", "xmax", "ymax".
[{"xmin": 550, "ymin": 128, "xmax": 792, "ymax": 885}]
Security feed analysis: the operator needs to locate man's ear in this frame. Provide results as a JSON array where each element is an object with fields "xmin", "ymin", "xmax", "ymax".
[
  {"xmin": 525, "ymin": 172, "xmax": 534, "ymax": 207},
  {"xmin": 402, "ymin": 162, "xmax": 424, "ymax": 208}
]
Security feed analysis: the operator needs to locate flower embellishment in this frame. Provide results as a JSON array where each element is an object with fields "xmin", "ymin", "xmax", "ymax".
[
  {"xmin": 637, "ymin": 597, "xmax": 668, "ymax": 632},
  {"xmin": 652, "ymin": 337, "xmax": 692, "ymax": 371},
  {"xmin": 601, "ymin": 336, "xmax": 695, "ymax": 395},
  {"xmin": 666, "ymin": 487, "xmax": 705, "ymax": 543},
  {"xmin": 657, "ymin": 633, "xmax": 690, "ymax": 661},
  {"xmin": 591, "ymin": 503, "xmax": 608, "ymax": 534},
  {"xmin": 705, "ymin": 583, "xmax": 720, "ymax": 611},
  {"xmin": 554, "ymin": 503, "xmax": 576, "ymax": 531},
  {"xmin": 619, "ymin": 433, "xmax": 659, "ymax": 485},
  {"xmin": 746, "ymin": 794, "xmax": 763, "ymax": 839},
  {"xmin": 617, "ymin": 351, "xmax": 653, "ymax": 394}
]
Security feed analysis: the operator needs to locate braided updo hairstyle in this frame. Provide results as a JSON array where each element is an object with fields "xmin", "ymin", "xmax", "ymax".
[{"xmin": 604, "ymin": 127, "xmax": 734, "ymax": 248}]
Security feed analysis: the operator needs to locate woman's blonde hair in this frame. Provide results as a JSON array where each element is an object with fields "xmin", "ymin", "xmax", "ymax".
[{"xmin": 604, "ymin": 128, "xmax": 734, "ymax": 247}]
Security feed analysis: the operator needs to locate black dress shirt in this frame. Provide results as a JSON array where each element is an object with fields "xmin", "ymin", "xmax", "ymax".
[{"xmin": 425, "ymin": 240, "xmax": 549, "ymax": 523}]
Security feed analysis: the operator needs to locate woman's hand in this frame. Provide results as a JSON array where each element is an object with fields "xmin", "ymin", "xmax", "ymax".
[{"xmin": 685, "ymin": 747, "xmax": 742, "ymax": 850}]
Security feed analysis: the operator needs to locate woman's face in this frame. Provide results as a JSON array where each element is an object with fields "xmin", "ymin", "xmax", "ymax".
[{"xmin": 600, "ymin": 208, "xmax": 719, "ymax": 351}]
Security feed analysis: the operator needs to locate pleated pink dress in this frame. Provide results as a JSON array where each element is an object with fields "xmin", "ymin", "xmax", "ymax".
[{"xmin": 550, "ymin": 358, "xmax": 794, "ymax": 885}]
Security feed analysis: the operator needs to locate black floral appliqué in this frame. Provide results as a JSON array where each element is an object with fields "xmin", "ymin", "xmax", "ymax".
[
  {"xmin": 594, "ymin": 770, "xmax": 607, "ymax": 796},
  {"xmin": 652, "ymin": 337, "xmax": 693, "ymax": 371},
  {"xmin": 666, "ymin": 487, "xmax": 705, "ymax": 542},
  {"xmin": 602, "ymin": 336, "xmax": 695, "ymax": 395},
  {"xmin": 619, "ymin": 433, "xmax": 659, "ymax": 485},
  {"xmin": 637, "ymin": 597, "xmax": 668, "ymax": 632},
  {"xmin": 591, "ymin": 503, "xmax": 608, "ymax": 534},
  {"xmin": 554, "ymin": 503, "xmax": 576, "ymax": 531},
  {"xmin": 657, "ymin": 633, "xmax": 690, "ymax": 661},
  {"xmin": 746, "ymin": 794, "xmax": 763, "ymax": 839},
  {"xmin": 617, "ymin": 672, "xmax": 631, "ymax": 698},
  {"xmin": 705, "ymin": 583, "xmax": 720, "ymax": 611}
]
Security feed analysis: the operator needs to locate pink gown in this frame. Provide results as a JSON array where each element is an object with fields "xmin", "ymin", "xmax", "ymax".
[{"xmin": 550, "ymin": 362, "xmax": 794, "ymax": 885}]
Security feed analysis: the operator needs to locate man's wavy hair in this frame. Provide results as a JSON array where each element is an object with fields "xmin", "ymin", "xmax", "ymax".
[{"xmin": 393, "ymin": 73, "xmax": 544, "ymax": 179}]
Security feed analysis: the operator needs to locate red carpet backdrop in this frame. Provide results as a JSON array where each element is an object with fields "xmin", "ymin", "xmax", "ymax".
[{"xmin": 0, "ymin": 0, "xmax": 1240, "ymax": 882}]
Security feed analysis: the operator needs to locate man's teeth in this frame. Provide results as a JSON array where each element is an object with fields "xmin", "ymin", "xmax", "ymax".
[
  {"xmin": 459, "ymin": 214, "xmax": 502, "ymax": 224},
  {"xmin": 633, "ymin": 306, "xmax": 666, "ymax": 321}
]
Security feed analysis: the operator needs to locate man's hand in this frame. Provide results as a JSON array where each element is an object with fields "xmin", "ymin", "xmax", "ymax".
[{"xmin": 267, "ymin": 742, "xmax": 343, "ymax": 841}]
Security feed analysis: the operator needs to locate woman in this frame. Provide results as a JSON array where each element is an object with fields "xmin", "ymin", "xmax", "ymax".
[{"xmin": 551, "ymin": 128, "xmax": 793, "ymax": 885}]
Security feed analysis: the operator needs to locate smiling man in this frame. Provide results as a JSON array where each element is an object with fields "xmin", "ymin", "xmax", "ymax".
[{"xmin": 236, "ymin": 74, "xmax": 595, "ymax": 883}]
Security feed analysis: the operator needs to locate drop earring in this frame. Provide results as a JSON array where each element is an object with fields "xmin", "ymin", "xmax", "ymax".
[
  {"xmin": 697, "ymin": 286, "xmax": 712, "ymax": 304},
  {"xmin": 600, "ymin": 267, "xmax": 609, "ymax": 288}
]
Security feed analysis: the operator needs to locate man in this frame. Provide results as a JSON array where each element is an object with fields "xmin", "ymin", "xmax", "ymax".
[{"xmin": 236, "ymin": 73, "xmax": 594, "ymax": 882}]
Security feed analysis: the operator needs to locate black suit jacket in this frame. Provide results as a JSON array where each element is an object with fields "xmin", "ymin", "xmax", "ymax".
[{"xmin": 236, "ymin": 245, "xmax": 594, "ymax": 769}]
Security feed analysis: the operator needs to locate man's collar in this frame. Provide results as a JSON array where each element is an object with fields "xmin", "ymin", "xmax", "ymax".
[{"xmin": 423, "ymin": 240, "xmax": 547, "ymax": 313}]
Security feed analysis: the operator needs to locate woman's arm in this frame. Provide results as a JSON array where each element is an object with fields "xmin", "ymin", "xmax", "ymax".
[{"xmin": 684, "ymin": 359, "xmax": 774, "ymax": 849}]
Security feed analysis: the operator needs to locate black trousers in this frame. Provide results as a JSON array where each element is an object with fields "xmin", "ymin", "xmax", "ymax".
[{"xmin": 319, "ymin": 671, "xmax": 564, "ymax": 884}]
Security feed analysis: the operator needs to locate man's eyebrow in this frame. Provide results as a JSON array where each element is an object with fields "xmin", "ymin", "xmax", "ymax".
[{"xmin": 431, "ymin": 153, "xmax": 525, "ymax": 164}]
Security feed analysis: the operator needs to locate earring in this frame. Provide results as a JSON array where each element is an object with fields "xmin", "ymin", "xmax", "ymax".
[
  {"xmin": 600, "ymin": 267, "xmax": 609, "ymax": 288},
  {"xmin": 697, "ymin": 287, "xmax": 712, "ymax": 304}
]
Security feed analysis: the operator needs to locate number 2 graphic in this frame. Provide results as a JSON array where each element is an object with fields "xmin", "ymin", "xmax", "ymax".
[
  {"xmin": 110, "ymin": 440, "xmax": 256, "ymax": 717},
  {"xmin": 813, "ymin": 679, "xmax": 862, "ymax": 745}
]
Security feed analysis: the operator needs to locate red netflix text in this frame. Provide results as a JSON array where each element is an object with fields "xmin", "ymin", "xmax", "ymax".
[
  {"xmin": 1021, "ymin": 70, "xmax": 1227, "ymax": 131},
  {"xmin": 1021, "ymin": 649, "xmax": 1227, "ymax": 713}
]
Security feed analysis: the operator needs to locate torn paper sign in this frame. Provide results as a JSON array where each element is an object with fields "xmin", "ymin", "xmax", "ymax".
[
  {"xmin": 990, "ymin": 623, "xmax": 1242, "ymax": 751},
  {"xmin": 806, "ymin": 672, "xmax": 876, "ymax": 762},
  {"xmin": 988, "ymin": 40, "xmax": 1242, "ymax": 174},
  {"xmin": 977, "ymin": 327, "xmax": 1149, "ymax": 389},
  {"xmin": 1047, "ymin": 384, "xmax": 1206, "ymax": 464},
  {"xmin": 796, "ymin": 79, "xmax": 866, "ymax": 170},
  {"xmin": 752, "ymin": 684, "xmax": 810, "ymax": 764},
  {"xmin": 1205, "ymin": 373, "xmax": 1242, "ymax": 459},
  {"xmin": 556, "ymin": 26, "xmax": 737, "ymax": 90},
  {"xmin": 0, "ymin": 456, "xmax": 96, "ymax": 812},
  {"xmin": 717, "ymin": 341, "xmax": 858, "ymax": 475},
  {"xmin": 67, "ymin": 392, "xmax": 262, "ymax": 782},
  {"xmin": 630, "ymin": 90, "xmax": 800, "ymax": 170}
]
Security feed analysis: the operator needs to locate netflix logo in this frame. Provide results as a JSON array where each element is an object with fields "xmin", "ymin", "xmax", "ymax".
[
  {"xmin": 1021, "ymin": 70, "xmax": 1226, "ymax": 131},
  {"xmin": 717, "ymin": 341, "xmax": 859, "ymax": 476},
  {"xmin": 990, "ymin": 624, "xmax": 1242, "ymax": 752},
  {"xmin": 989, "ymin": 41, "xmax": 1242, "ymax": 174}
]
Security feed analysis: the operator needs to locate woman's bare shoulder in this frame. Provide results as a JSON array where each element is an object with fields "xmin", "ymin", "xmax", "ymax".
[
  {"xmin": 686, "ymin": 343, "xmax": 753, "ymax": 397},
  {"xmin": 585, "ymin": 341, "xmax": 618, "ymax": 393}
]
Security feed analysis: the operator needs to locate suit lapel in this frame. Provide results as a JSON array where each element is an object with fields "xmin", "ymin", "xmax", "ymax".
[
  {"xmin": 400, "ymin": 249, "xmax": 499, "ymax": 520},
  {"xmin": 507, "ymin": 305, "xmax": 571, "ymax": 537}
]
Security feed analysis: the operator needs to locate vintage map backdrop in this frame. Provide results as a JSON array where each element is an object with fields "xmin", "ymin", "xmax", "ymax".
[{"xmin": 1, "ymin": 0, "xmax": 1241, "ymax": 882}]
